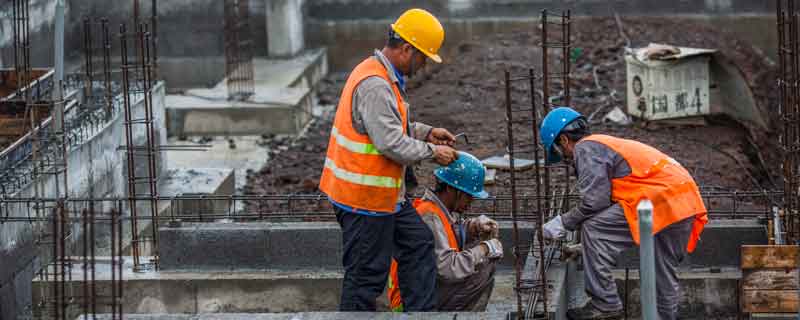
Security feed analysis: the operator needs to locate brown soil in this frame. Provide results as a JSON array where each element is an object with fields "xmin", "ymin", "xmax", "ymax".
[{"xmin": 245, "ymin": 16, "xmax": 781, "ymax": 199}]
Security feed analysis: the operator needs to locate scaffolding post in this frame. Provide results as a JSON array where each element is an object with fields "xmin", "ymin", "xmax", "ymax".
[{"xmin": 638, "ymin": 200, "xmax": 658, "ymax": 320}]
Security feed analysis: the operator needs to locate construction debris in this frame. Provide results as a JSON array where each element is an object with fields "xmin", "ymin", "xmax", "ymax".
[
  {"xmin": 603, "ymin": 106, "xmax": 632, "ymax": 126},
  {"xmin": 482, "ymin": 155, "xmax": 539, "ymax": 171}
]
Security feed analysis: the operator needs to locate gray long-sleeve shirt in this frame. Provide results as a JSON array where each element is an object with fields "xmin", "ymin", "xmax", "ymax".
[
  {"xmin": 418, "ymin": 189, "xmax": 496, "ymax": 311},
  {"xmin": 561, "ymin": 140, "xmax": 633, "ymax": 231},
  {"xmin": 351, "ymin": 50, "xmax": 436, "ymax": 201}
]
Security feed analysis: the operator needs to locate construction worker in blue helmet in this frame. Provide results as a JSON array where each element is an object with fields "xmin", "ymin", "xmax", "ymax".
[
  {"xmin": 539, "ymin": 107, "xmax": 707, "ymax": 320},
  {"xmin": 387, "ymin": 151, "xmax": 503, "ymax": 311}
]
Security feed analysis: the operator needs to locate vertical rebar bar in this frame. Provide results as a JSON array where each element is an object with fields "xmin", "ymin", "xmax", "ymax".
[
  {"xmin": 224, "ymin": 0, "xmax": 255, "ymax": 101},
  {"xmin": 505, "ymin": 70, "xmax": 524, "ymax": 317}
]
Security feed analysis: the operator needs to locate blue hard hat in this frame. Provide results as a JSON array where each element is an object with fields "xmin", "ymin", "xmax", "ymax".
[
  {"xmin": 540, "ymin": 106, "xmax": 584, "ymax": 164},
  {"xmin": 434, "ymin": 151, "xmax": 489, "ymax": 199}
]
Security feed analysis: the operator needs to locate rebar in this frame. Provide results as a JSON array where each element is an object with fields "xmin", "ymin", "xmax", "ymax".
[
  {"xmin": 224, "ymin": 0, "xmax": 255, "ymax": 101},
  {"xmin": 777, "ymin": 0, "xmax": 800, "ymax": 244},
  {"xmin": 120, "ymin": 21, "xmax": 160, "ymax": 271}
]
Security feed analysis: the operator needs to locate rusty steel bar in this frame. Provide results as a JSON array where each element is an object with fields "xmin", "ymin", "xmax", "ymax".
[
  {"xmin": 224, "ymin": 0, "xmax": 255, "ymax": 101},
  {"xmin": 778, "ymin": 0, "xmax": 800, "ymax": 244},
  {"xmin": 505, "ymin": 70, "xmax": 524, "ymax": 317}
]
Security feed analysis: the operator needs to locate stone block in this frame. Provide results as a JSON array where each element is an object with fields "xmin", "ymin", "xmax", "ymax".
[
  {"xmin": 616, "ymin": 219, "xmax": 767, "ymax": 268},
  {"xmin": 266, "ymin": 223, "xmax": 342, "ymax": 269},
  {"xmin": 158, "ymin": 224, "xmax": 269, "ymax": 271}
]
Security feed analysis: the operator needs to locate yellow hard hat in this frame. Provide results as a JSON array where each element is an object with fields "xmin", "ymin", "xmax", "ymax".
[{"xmin": 391, "ymin": 9, "xmax": 445, "ymax": 63}]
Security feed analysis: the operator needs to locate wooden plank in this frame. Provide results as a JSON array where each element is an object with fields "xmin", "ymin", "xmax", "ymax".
[
  {"xmin": 743, "ymin": 269, "xmax": 799, "ymax": 290},
  {"xmin": 741, "ymin": 245, "xmax": 800, "ymax": 269},
  {"xmin": 742, "ymin": 290, "xmax": 799, "ymax": 313}
]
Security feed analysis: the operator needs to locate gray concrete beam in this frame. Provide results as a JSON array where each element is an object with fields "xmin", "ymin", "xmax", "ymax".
[
  {"xmin": 266, "ymin": 0, "xmax": 305, "ymax": 57},
  {"xmin": 616, "ymin": 219, "xmax": 767, "ymax": 268},
  {"xmin": 165, "ymin": 49, "xmax": 327, "ymax": 137},
  {"xmin": 39, "ymin": 259, "xmax": 517, "ymax": 314},
  {"xmin": 157, "ymin": 221, "xmax": 535, "ymax": 271},
  {"xmin": 78, "ymin": 312, "xmax": 511, "ymax": 320}
]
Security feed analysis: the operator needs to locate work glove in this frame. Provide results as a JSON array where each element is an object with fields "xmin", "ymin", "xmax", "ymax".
[
  {"xmin": 472, "ymin": 215, "xmax": 499, "ymax": 240},
  {"xmin": 481, "ymin": 238, "xmax": 504, "ymax": 259},
  {"xmin": 542, "ymin": 216, "xmax": 567, "ymax": 240}
]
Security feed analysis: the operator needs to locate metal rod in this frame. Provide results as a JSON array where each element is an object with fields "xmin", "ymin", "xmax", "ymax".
[{"xmin": 638, "ymin": 200, "xmax": 658, "ymax": 320}]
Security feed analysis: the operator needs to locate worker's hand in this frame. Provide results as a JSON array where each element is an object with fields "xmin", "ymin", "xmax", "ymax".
[
  {"xmin": 481, "ymin": 238, "xmax": 503, "ymax": 259},
  {"xmin": 473, "ymin": 215, "xmax": 499, "ymax": 240},
  {"xmin": 433, "ymin": 145, "xmax": 458, "ymax": 165},
  {"xmin": 542, "ymin": 215, "xmax": 567, "ymax": 240},
  {"xmin": 427, "ymin": 128, "xmax": 456, "ymax": 146}
]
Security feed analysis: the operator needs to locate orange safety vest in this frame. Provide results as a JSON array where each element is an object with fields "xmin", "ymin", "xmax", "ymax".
[
  {"xmin": 318, "ymin": 57, "xmax": 408, "ymax": 213},
  {"xmin": 581, "ymin": 135, "xmax": 708, "ymax": 252},
  {"xmin": 387, "ymin": 198, "xmax": 459, "ymax": 312}
]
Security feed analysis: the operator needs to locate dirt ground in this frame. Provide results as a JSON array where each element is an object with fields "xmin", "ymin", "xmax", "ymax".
[{"xmin": 245, "ymin": 16, "xmax": 781, "ymax": 199}]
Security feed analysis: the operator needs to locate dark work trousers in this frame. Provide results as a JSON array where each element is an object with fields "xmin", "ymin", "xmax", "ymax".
[{"xmin": 335, "ymin": 200, "xmax": 437, "ymax": 311}]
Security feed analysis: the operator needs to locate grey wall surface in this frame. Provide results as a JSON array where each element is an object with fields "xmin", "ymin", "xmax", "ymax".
[
  {"xmin": 0, "ymin": 0, "xmax": 779, "ymax": 78},
  {"xmin": 0, "ymin": 82, "xmax": 168, "ymax": 320}
]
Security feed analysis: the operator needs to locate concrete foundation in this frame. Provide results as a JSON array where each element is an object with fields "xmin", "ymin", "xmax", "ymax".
[
  {"xmin": 77, "ymin": 312, "xmax": 510, "ymax": 320},
  {"xmin": 610, "ymin": 268, "xmax": 742, "ymax": 320},
  {"xmin": 266, "ymin": 0, "xmax": 305, "ymax": 57},
  {"xmin": 0, "ymin": 81, "xmax": 169, "ymax": 320},
  {"xmin": 616, "ymin": 219, "xmax": 768, "ymax": 268},
  {"xmin": 165, "ymin": 48, "xmax": 327, "ymax": 137},
  {"xmin": 34, "ymin": 258, "xmax": 518, "ymax": 314},
  {"xmin": 157, "ymin": 221, "xmax": 534, "ymax": 271}
]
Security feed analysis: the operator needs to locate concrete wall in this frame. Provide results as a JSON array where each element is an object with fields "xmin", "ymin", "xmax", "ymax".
[
  {"xmin": 0, "ymin": 1, "xmax": 780, "ymax": 83},
  {"xmin": 0, "ymin": 82, "xmax": 167, "ymax": 320}
]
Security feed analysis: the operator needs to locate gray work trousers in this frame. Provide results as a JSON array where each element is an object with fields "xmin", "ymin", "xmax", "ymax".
[{"xmin": 581, "ymin": 204, "xmax": 693, "ymax": 320}]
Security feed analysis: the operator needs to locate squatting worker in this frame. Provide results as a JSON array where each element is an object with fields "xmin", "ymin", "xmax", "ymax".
[
  {"xmin": 318, "ymin": 8, "xmax": 459, "ymax": 311},
  {"xmin": 387, "ymin": 152, "xmax": 504, "ymax": 312},
  {"xmin": 539, "ymin": 107, "xmax": 708, "ymax": 320}
]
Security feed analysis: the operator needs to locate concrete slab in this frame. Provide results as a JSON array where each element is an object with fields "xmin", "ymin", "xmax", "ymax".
[
  {"xmin": 160, "ymin": 168, "xmax": 235, "ymax": 217},
  {"xmin": 41, "ymin": 258, "xmax": 517, "ymax": 315},
  {"xmin": 165, "ymin": 91, "xmax": 312, "ymax": 136},
  {"xmin": 164, "ymin": 136, "xmax": 271, "ymax": 192},
  {"xmin": 157, "ymin": 221, "xmax": 535, "ymax": 271},
  {"xmin": 77, "ymin": 312, "xmax": 511, "ymax": 320},
  {"xmin": 616, "ymin": 219, "xmax": 767, "ymax": 268},
  {"xmin": 609, "ymin": 268, "xmax": 742, "ymax": 319},
  {"xmin": 165, "ymin": 49, "xmax": 327, "ymax": 137}
]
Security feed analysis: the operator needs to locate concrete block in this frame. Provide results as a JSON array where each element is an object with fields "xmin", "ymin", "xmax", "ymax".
[
  {"xmin": 610, "ymin": 268, "xmax": 741, "ymax": 319},
  {"xmin": 265, "ymin": 223, "xmax": 342, "ymax": 269},
  {"xmin": 78, "ymin": 312, "xmax": 512, "ymax": 320},
  {"xmin": 195, "ymin": 277, "xmax": 342, "ymax": 313},
  {"xmin": 616, "ymin": 219, "xmax": 767, "ymax": 268},
  {"xmin": 266, "ymin": 0, "xmax": 305, "ymax": 57},
  {"xmin": 157, "ymin": 221, "xmax": 533, "ymax": 271},
  {"xmin": 165, "ymin": 50, "xmax": 327, "ymax": 137},
  {"xmin": 166, "ymin": 91, "xmax": 312, "ymax": 136},
  {"xmin": 160, "ymin": 168, "xmax": 236, "ymax": 217},
  {"xmin": 159, "ymin": 224, "xmax": 269, "ymax": 271},
  {"xmin": 121, "ymin": 279, "xmax": 198, "ymax": 314}
]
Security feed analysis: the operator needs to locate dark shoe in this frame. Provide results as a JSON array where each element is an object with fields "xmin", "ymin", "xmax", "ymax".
[{"xmin": 567, "ymin": 303, "xmax": 623, "ymax": 320}]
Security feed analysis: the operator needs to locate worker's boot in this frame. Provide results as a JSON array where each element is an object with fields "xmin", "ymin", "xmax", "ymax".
[{"xmin": 566, "ymin": 303, "xmax": 623, "ymax": 320}]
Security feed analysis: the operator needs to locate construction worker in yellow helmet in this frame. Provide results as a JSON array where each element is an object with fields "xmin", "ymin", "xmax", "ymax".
[{"xmin": 318, "ymin": 8, "xmax": 457, "ymax": 311}]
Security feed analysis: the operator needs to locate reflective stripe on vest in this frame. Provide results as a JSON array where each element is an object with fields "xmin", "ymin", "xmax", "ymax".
[
  {"xmin": 581, "ymin": 134, "xmax": 708, "ymax": 253},
  {"xmin": 331, "ymin": 127, "xmax": 381, "ymax": 155},
  {"xmin": 387, "ymin": 199, "xmax": 458, "ymax": 311},
  {"xmin": 324, "ymin": 158, "xmax": 402, "ymax": 188},
  {"xmin": 318, "ymin": 57, "xmax": 408, "ymax": 213}
]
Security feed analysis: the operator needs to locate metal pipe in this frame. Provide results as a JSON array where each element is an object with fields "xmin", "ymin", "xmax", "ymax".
[{"xmin": 638, "ymin": 199, "xmax": 657, "ymax": 320}]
